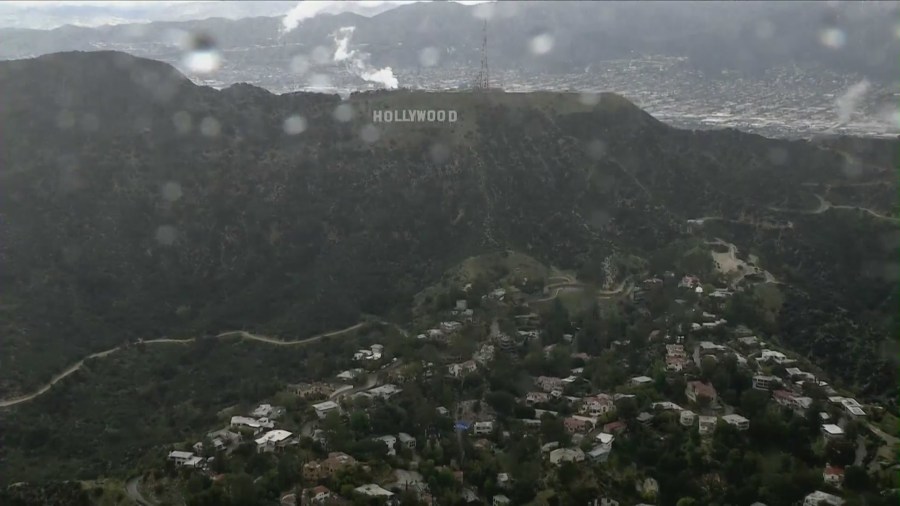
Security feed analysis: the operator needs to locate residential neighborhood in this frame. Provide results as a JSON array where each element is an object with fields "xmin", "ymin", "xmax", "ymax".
[{"xmin": 153, "ymin": 267, "xmax": 897, "ymax": 506}]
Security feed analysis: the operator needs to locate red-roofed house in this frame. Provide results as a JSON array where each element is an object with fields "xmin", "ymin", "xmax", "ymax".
[
  {"xmin": 685, "ymin": 381, "xmax": 717, "ymax": 404},
  {"xmin": 603, "ymin": 421, "xmax": 627, "ymax": 434},
  {"xmin": 564, "ymin": 417, "xmax": 592, "ymax": 434},
  {"xmin": 823, "ymin": 466, "xmax": 844, "ymax": 486},
  {"xmin": 773, "ymin": 389, "xmax": 796, "ymax": 408}
]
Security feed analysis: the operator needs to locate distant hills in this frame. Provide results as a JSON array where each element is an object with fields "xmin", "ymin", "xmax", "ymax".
[
  {"xmin": 1, "ymin": 1, "xmax": 898, "ymax": 81},
  {"xmin": 0, "ymin": 50, "xmax": 896, "ymax": 403}
]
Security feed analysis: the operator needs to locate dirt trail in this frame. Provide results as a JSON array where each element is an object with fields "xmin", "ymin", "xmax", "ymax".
[
  {"xmin": 769, "ymin": 194, "xmax": 898, "ymax": 223},
  {"xmin": 0, "ymin": 321, "xmax": 375, "ymax": 408}
]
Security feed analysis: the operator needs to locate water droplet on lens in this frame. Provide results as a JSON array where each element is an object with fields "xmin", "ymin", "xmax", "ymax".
[{"xmin": 283, "ymin": 115, "xmax": 307, "ymax": 135}]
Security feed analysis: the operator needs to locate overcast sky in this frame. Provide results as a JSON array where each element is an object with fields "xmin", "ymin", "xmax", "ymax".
[{"xmin": 0, "ymin": 1, "xmax": 489, "ymax": 30}]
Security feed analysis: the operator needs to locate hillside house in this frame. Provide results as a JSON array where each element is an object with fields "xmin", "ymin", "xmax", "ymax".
[
  {"xmin": 679, "ymin": 410, "xmax": 696, "ymax": 426},
  {"xmin": 822, "ymin": 424, "xmax": 845, "ymax": 440},
  {"xmin": 526, "ymin": 391, "xmax": 551, "ymax": 405},
  {"xmin": 698, "ymin": 416, "xmax": 717, "ymax": 435},
  {"xmin": 302, "ymin": 452, "xmax": 357, "ymax": 481},
  {"xmin": 251, "ymin": 403, "xmax": 284, "ymax": 419},
  {"xmin": 536, "ymin": 376, "xmax": 565, "ymax": 393},
  {"xmin": 803, "ymin": 491, "xmax": 844, "ymax": 506},
  {"xmin": 563, "ymin": 416, "xmax": 593, "ymax": 434},
  {"xmin": 549, "ymin": 447, "xmax": 585, "ymax": 465},
  {"xmin": 168, "ymin": 450, "xmax": 203, "ymax": 468},
  {"xmin": 449, "ymin": 360, "xmax": 478, "ymax": 378},
  {"xmin": 255, "ymin": 429, "xmax": 294, "ymax": 453},
  {"xmin": 368, "ymin": 384, "xmax": 402, "ymax": 400},
  {"xmin": 376, "ymin": 435, "xmax": 397, "ymax": 456},
  {"xmin": 686, "ymin": 381, "xmax": 717, "ymax": 404},
  {"xmin": 721, "ymin": 414, "xmax": 749, "ymax": 431},
  {"xmin": 823, "ymin": 466, "xmax": 844, "ymax": 486},
  {"xmin": 587, "ymin": 445, "xmax": 611, "ymax": 463},
  {"xmin": 752, "ymin": 375, "xmax": 781, "ymax": 390},
  {"xmin": 473, "ymin": 421, "xmax": 495, "ymax": 435},
  {"xmin": 398, "ymin": 432, "xmax": 416, "ymax": 449},
  {"xmin": 603, "ymin": 421, "xmax": 627, "ymax": 435},
  {"xmin": 354, "ymin": 484, "xmax": 394, "ymax": 499},
  {"xmin": 630, "ymin": 376, "xmax": 653, "ymax": 387},
  {"xmin": 230, "ymin": 416, "xmax": 274, "ymax": 434},
  {"xmin": 313, "ymin": 400, "xmax": 342, "ymax": 419},
  {"xmin": 580, "ymin": 394, "xmax": 615, "ymax": 416}
]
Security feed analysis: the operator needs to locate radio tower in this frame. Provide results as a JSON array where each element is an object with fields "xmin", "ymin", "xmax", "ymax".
[{"xmin": 476, "ymin": 20, "xmax": 489, "ymax": 89}]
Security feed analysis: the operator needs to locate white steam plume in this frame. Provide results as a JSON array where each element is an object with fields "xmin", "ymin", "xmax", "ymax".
[
  {"xmin": 332, "ymin": 26, "xmax": 398, "ymax": 89},
  {"xmin": 835, "ymin": 79, "xmax": 870, "ymax": 125}
]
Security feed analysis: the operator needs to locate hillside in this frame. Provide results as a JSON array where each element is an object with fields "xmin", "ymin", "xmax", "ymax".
[{"xmin": 0, "ymin": 51, "xmax": 896, "ymax": 402}]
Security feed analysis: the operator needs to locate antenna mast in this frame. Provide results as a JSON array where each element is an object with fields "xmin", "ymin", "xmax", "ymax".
[{"xmin": 476, "ymin": 20, "xmax": 489, "ymax": 89}]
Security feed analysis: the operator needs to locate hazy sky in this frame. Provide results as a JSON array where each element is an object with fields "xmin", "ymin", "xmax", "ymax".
[{"xmin": 0, "ymin": 1, "xmax": 490, "ymax": 30}]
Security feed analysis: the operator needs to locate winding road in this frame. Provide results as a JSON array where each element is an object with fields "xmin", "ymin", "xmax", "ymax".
[
  {"xmin": 0, "ymin": 321, "xmax": 380, "ymax": 409},
  {"xmin": 125, "ymin": 476, "xmax": 155, "ymax": 506},
  {"xmin": 769, "ymin": 194, "xmax": 899, "ymax": 223}
]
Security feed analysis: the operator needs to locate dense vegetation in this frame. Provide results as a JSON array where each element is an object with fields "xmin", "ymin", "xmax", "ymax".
[{"xmin": 0, "ymin": 51, "xmax": 895, "ymax": 401}]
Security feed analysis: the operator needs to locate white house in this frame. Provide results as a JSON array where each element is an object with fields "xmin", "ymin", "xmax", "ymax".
[
  {"xmin": 526, "ymin": 392, "xmax": 551, "ymax": 405},
  {"xmin": 398, "ymin": 432, "xmax": 416, "ymax": 449},
  {"xmin": 752, "ymin": 375, "xmax": 781, "ymax": 390},
  {"xmin": 312, "ymin": 400, "xmax": 341, "ymax": 419},
  {"xmin": 679, "ymin": 410, "xmax": 696, "ymax": 427},
  {"xmin": 354, "ymin": 484, "xmax": 394, "ymax": 498},
  {"xmin": 368, "ymin": 384, "xmax": 402, "ymax": 400},
  {"xmin": 473, "ymin": 421, "xmax": 495, "ymax": 435},
  {"xmin": 168, "ymin": 450, "xmax": 202, "ymax": 467},
  {"xmin": 549, "ymin": 447, "xmax": 585, "ymax": 465},
  {"xmin": 630, "ymin": 376, "xmax": 653, "ymax": 387},
  {"xmin": 721, "ymin": 414, "xmax": 749, "ymax": 431},
  {"xmin": 254, "ymin": 429, "xmax": 294, "ymax": 453},
  {"xmin": 803, "ymin": 491, "xmax": 844, "ymax": 506},
  {"xmin": 822, "ymin": 424, "xmax": 845, "ymax": 440},
  {"xmin": 376, "ymin": 435, "xmax": 397, "ymax": 456},
  {"xmin": 230, "ymin": 416, "xmax": 274, "ymax": 434},
  {"xmin": 493, "ymin": 495, "xmax": 511, "ymax": 506}
]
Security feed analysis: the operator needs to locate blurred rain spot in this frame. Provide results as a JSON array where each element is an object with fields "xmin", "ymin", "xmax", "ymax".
[
  {"xmin": 895, "ymin": 23, "xmax": 900, "ymax": 40},
  {"xmin": 283, "ymin": 115, "xmax": 308, "ymax": 135},
  {"xmin": 430, "ymin": 143, "xmax": 450, "ymax": 164},
  {"xmin": 419, "ymin": 47, "xmax": 440, "ymax": 67},
  {"xmin": 56, "ymin": 110, "xmax": 75, "ymax": 129},
  {"xmin": 173, "ymin": 111, "xmax": 192, "ymax": 134},
  {"xmin": 309, "ymin": 73, "xmax": 332, "ymax": 89},
  {"xmin": 360, "ymin": 124, "xmax": 380, "ymax": 144},
  {"xmin": 755, "ymin": 20, "xmax": 775, "ymax": 39},
  {"xmin": 162, "ymin": 182, "xmax": 183, "ymax": 202},
  {"xmin": 579, "ymin": 92, "xmax": 601, "ymax": 106},
  {"xmin": 472, "ymin": 2, "xmax": 496, "ymax": 20},
  {"xmin": 155, "ymin": 225, "xmax": 178, "ymax": 246},
  {"xmin": 819, "ymin": 27, "xmax": 846, "ymax": 49},
  {"xmin": 841, "ymin": 156, "xmax": 863, "ymax": 179},
  {"xmin": 311, "ymin": 45, "xmax": 331, "ymax": 65},
  {"xmin": 767, "ymin": 146, "xmax": 788, "ymax": 165},
  {"xmin": 529, "ymin": 33, "xmax": 555, "ymax": 55},
  {"xmin": 182, "ymin": 32, "xmax": 221, "ymax": 74},
  {"xmin": 290, "ymin": 54, "xmax": 310, "ymax": 75},
  {"xmin": 200, "ymin": 117, "xmax": 221, "ymax": 137},
  {"xmin": 134, "ymin": 116, "xmax": 152, "ymax": 132},
  {"xmin": 586, "ymin": 139, "xmax": 607, "ymax": 160},
  {"xmin": 333, "ymin": 104, "xmax": 354, "ymax": 122},
  {"xmin": 81, "ymin": 113, "xmax": 99, "ymax": 132}
]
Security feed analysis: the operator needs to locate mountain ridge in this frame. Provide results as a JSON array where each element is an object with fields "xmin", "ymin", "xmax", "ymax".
[{"xmin": 0, "ymin": 50, "xmax": 896, "ymax": 401}]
